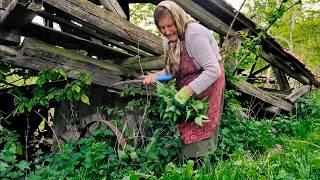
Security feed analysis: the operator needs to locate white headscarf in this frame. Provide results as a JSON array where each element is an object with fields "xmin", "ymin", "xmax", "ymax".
[{"xmin": 156, "ymin": 1, "xmax": 197, "ymax": 76}]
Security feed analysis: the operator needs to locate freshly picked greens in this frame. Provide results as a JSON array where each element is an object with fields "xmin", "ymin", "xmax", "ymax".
[{"xmin": 155, "ymin": 81, "xmax": 209, "ymax": 126}]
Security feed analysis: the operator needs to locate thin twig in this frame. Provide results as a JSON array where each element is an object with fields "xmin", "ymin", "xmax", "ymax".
[
  {"xmin": 221, "ymin": 0, "xmax": 247, "ymax": 53},
  {"xmin": 33, "ymin": 110, "xmax": 61, "ymax": 150}
]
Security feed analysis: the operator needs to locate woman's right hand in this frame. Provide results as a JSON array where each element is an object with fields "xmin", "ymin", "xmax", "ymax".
[{"xmin": 140, "ymin": 73, "xmax": 157, "ymax": 85}]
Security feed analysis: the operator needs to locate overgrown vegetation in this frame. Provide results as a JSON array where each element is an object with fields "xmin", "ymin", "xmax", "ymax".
[{"xmin": 1, "ymin": 0, "xmax": 320, "ymax": 179}]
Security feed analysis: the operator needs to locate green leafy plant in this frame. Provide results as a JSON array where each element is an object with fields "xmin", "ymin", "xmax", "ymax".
[
  {"xmin": 155, "ymin": 81, "xmax": 209, "ymax": 126},
  {"xmin": 0, "ymin": 128, "xmax": 30, "ymax": 179},
  {"xmin": 9, "ymin": 68, "xmax": 92, "ymax": 115}
]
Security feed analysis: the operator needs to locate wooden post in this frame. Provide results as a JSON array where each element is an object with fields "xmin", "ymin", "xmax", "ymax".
[{"xmin": 272, "ymin": 65, "xmax": 290, "ymax": 90}]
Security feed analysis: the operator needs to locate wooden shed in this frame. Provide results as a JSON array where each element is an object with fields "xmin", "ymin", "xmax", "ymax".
[{"xmin": 1, "ymin": 0, "xmax": 319, "ymax": 143}]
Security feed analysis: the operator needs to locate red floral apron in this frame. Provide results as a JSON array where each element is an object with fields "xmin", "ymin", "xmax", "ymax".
[{"xmin": 176, "ymin": 41, "xmax": 225, "ymax": 144}]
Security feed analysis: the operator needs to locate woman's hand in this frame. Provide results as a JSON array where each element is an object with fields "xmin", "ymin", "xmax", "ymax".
[{"xmin": 140, "ymin": 73, "xmax": 157, "ymax": 85}]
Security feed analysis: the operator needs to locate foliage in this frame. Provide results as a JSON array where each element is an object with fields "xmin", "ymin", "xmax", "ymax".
[
  {"xmin": 0, "ymin": 128, "xmax": 30, "ymax": 179},
  {"xmin": 8, "ymin": 68, "xmax": 92, "ymax": 115},
  {"xmin": 245, "ymin": 0, "xmax": 320, "ymax": 72},
  {"xmin": 155, "ymin": 81, "xmax": 209, "ymax": 126},
  {"xmin": 130, "ymin": 3, "xmax": 160, "ymax": 36}
]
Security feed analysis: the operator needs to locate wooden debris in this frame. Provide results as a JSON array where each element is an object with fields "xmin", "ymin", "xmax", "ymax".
[
  {"xmin": 0, "ymin": 0, "xmax": 17, "ymax": 24},
  {"xmin": 230, "ymin": 80, "xmax": 293, "ymax": 111},
  {"xmin": 99, "ymin": 0, "xmax": 127, "ymax": 19},
  {"xmin": 0, "ymin": 38, "xmax": 138, "ymax": 87},
  {"xmin": 265, "ymin": 85, "xmax": 311, "ymax": 114},
  {"xmin": 43, "ymin": 0, "xmax": 163, "ymax": 55}
]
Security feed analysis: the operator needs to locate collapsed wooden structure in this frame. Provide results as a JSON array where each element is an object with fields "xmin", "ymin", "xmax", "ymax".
[{"xmin": 1, "ymin": 0, "xmax": 319, "ymax": 116}]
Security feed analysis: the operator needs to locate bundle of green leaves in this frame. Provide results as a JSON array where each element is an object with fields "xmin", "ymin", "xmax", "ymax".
[{"xmin": 155, "ymin": 81, "xmax": 209, "ymax": 126}]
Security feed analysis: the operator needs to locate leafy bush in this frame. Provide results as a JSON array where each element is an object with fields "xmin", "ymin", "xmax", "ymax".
[{"xmin": 0, "ymin": 128, "xmax": 30, "ymax": 179}]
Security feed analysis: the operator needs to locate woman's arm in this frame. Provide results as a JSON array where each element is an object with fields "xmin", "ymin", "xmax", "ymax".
[{"xmin": 186, "ymin": 25, "xmax": 221, "ymax": 95}]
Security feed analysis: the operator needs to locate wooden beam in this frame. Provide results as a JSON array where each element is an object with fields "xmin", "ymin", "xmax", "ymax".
[
  {"xmin": 259, "ymin": 51, "xmax": 310, "ymax": 85},
  {"xmin": 43, "ymin": 0, "xmax": 163, "ymax": 55},
  {"xmin": 0, "ymin": 27, "xmax": 20, "ymax": 45},
  {"xmin": 37, "ymin": 11, "xmax": 150, "ymax": 57},
  {"xmin": 21, "ymin": 23, "xmax": 132, "ymax": 60},
  {"xmin": 286, "ymin": 85, "xmax": 311, "ymax": 103},
  {"xmin": 265, "ymin": 85, "xmax": 311, "ymax": 114},
  {"xmin": 272, "ymin": 65, "xmax": 290, "ymax": 90},
  {"xmin": 229, "ymin": 80, "xmax": 293, "ymax": 111},
  {"xmin": 0, "ymin": 38, "xmax": 138, "ymax": 87},
  {"xmin": 249, "ymin": 64, "xmax": 270, "ymax": 78},
  {"xmin": 0, "ymin": 0, "xmax": 17, "ymax": 24},
  {"xmin": 2, "ymin": 1, "xmax": 38, "ymax": 28},
  {"xmin": 119, "ymin": 55, "xmax": 164, "ymax": 71},
  {"xmin": 99, "ymin": 0, "xmax": 127, "ymax": 19},
  {"xmin": 171, "ymin": 0, "xmax": 234, "ymax": 36}
]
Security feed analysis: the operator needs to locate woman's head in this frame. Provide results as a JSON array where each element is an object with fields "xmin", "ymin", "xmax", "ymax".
[
  {"xmin": 154, "ymin": 6, "xmax": 178, "ymax": 42},
  {"xmin": 154, "ymin": 1, "xmax": 196, "ymax": 42}
]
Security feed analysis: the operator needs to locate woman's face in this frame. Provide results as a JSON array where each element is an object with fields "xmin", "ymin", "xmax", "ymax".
[{"xmin": 158, "ymin": 15, "xmax": 178, "ymax": 42}]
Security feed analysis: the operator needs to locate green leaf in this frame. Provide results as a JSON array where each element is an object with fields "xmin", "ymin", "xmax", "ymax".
[
  {"xmin": 0, "ymin": 161, "xmax": 9, "ymax": 171},
  {"xmin": 16, "ymin": 160, "xmax": 30, "ymax": 171},
  {"xmin": 81, "ymin": 94, "xmax": 90, "ymax": 105},
  {"xmin": 195, "ymin": 117, "xmax": 203, "ymax": 126},
  {"xmin": 74, "ymin": 85, "xmax": 81, "ymax": 93}
]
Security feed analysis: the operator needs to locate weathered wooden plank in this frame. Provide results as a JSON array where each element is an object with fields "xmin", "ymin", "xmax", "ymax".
[
  {"xmin": 2, "ymin": 1, "xmax": 38, "ymax": 28},
  {"xmin": 119, "ymin": 55, "xmax": 164, "ymax": 71},
  {"xmin": 37, "ymin": 11, "xmax": 150, "ymax": 57},
  {"xmin": 0, "ymin": 27, "xmax": 20, "ymax": 45},
  {"xmin": 0, "ymin": 44, "xmax": 19, "ymax": 56},
  {"xmin": 43, "ymin": 0, "xmax": 163, "ymax": 55},
  {"xmin": 229, "ymin": 80, "xmax": 293, "ymax": 111},
  {"xmin": 265, "ymin": 85, "xmax": 311, "ymax": 114},
  {"xmin": 286, "ymin": 85, "xmax": 311, "ymax": 103},
  {"xmin": 21, "ymin": 23, "xmax": 132, "ymax": 60},
  {"xmin": 171, "ymin": 0, "xmax": 234, "ymax": 36},
  {"xmin": 0, "ymin": 0, "xmax": 17, "ymax": 24},
  {"xmin": 272, "ymin": 65, "xmax": 290, "ymax": 90},
  {"xmin": 99, "ymin": 0, "xmax": 127, "ymax": 19},
  {"xmin": 259, "ymin": 51, "xmax": 310, "ymax": 85},
  {"xmin": 0, "ymin": 38, "xmax": 138, "ymax": 87}
]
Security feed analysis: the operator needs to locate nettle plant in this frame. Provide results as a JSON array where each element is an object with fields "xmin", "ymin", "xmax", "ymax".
[{"xmin": 155, "ymin": 81, "xmax": 209, "ymax": 126}]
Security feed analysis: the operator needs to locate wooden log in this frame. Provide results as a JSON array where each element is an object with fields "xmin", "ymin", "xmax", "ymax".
[
  {"xmin": 99, "ymin": 0, "xmax": 127, "ymax": 19},
  {"xmin": 0, "ymin": 38, "xmax": 138, "ymax": 87},
  {"xmin": 271, "ymin": 65, "xmax": 290, "ymax": 90},
  {"xmin": 229, "ymin": 80, "xmax": 293, "ymax": 111},
  {"xmin": 21, "ymin": 23, "xmax": 132, "ymax": 60},
  {"xmin": 43, "ymin": 0, "xmax": 163, "ymax": 55}
]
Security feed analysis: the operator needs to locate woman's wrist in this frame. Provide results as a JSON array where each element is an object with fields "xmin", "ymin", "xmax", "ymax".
[{"xmin": 185, "ymin": 85, "xmax": 194, "ymax": 95}]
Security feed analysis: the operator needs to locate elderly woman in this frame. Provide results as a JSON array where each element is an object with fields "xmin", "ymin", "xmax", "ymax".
[{"xmin": 141, "ymin": 1, "xmax": 225, "ymax": 158}]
